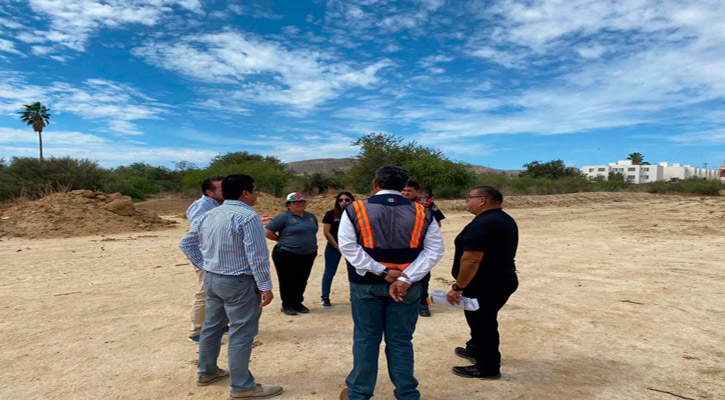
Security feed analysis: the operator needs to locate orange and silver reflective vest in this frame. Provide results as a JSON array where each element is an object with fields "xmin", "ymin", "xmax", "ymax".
[{"xmin": 344, "ymin": 193, "xmax": 433, "ymax": 284}]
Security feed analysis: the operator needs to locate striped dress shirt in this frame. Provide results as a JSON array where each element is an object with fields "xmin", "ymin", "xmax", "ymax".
[
  {"xmin": 179, "ymin": 200, "xmax": 273, "ymax": 291},
  {"xmin": 185, "ymin": 195, "xmax": 220, "ymax": 225}
]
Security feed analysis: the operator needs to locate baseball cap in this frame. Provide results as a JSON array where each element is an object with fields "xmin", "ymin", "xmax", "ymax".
[{"xmin": 284, "ymin": 192, "xmax": 306, "ymax": 203}]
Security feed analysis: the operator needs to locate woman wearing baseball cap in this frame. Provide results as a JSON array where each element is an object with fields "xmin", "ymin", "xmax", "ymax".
[{"xmin": 265, "ymin": 192, "xmax": 319, "ymax": 315}]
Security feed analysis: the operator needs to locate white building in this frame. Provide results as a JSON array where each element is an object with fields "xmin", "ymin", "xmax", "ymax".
[{"xmin": 580, "ymin": 160, "xmax": 721, "ymax": 183}]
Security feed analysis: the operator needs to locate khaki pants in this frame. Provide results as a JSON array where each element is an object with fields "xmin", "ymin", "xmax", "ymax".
[{"xmin": 189, "ymin": 268, "xmax": 206, "ymax": 337}]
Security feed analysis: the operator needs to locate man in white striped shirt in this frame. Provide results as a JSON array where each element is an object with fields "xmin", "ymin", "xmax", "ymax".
[
  {"xmin": 180, "ymin": 174, "xmax": 282, "ymax": 399},
  {"xmin": 185, "ymin": 176, "xmax": 224, "ymax": 343}
]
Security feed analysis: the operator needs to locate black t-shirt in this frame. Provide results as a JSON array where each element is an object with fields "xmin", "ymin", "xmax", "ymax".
[
  {"xmin": 322, "ymin": 210, "xmax": 341, "ymax": 241},
  {"xmin": 452, "ymin": 208, "xmax": 518, "ymax": 289}
]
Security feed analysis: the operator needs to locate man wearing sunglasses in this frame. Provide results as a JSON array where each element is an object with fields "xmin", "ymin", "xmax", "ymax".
[{"xmin": 447, "ymin": 186, "xmax": 519, "ymax": 380}]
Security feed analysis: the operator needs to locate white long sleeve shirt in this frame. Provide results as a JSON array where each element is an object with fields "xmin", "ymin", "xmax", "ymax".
[{"xmin": 338, "ymin": 189, "xmax": 444, "ymax": 283}]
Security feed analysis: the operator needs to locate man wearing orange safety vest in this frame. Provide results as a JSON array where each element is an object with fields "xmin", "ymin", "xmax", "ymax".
[{"xmin": 338, "ymin": 166, "xmax": 444, "ymax": 400}]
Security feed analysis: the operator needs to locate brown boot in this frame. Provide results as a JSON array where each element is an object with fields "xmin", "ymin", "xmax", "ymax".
[{"xmin": 340, "ymin": 388, "xmax": 349, "ymax": 400}]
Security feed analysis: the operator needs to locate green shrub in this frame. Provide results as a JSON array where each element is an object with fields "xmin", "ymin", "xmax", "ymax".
[
  {"xmin": 0, "ymin": 157, "xmax": 128, "ymax": 201},
  {"xmin": 183, "ymin": 162, "xmax": 290, "ymax": 197},
  {"xmin": 645, "ymin": 177, "xmax": 723, "ymax": 196}
]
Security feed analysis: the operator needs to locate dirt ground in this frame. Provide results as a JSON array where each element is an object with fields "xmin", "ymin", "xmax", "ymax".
[{"xmin": 1, "ymin": 193, "xmax": 724, "ymax": 399}]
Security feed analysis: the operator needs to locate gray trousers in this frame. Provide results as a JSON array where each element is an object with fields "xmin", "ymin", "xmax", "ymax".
[{"xmin": 198, "ymin": 272, "xmax": 261, "ymax": 393}]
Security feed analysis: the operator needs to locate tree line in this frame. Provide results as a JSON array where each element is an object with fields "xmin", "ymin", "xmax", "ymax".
[{"xmin": 1, "ymin": 133, "xmax": 722, "ymax": 203}]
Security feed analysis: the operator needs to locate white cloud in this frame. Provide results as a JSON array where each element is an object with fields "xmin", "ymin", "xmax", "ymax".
[
  {"xmin": 0, "ymin": 126, "xmax": 217, "ymax": 167},
  {"xmin": 0, "ymin": 73, "xmax": 166, "ymax": 136},
  {"xmin": 666, "ymin": 129, "xmax": 725, "ymax": 145},
  {"xmin": 411, "ymin": 0, "xmax": 725, "ymax": 139},
  {"xmin": 0, "ymin": 38, "xmax": 22, "ymax": 55},
  {"xmin": 30, "ymin": 46, "xmax": 54, "ymax": 56},
  {"xmin": 15, "ymin": 31, "xmax": 48, "ymax": 44},
  {"xmin": 133, "ymin": 31, "xmax": 393, "ymax": 110},
  {"xmin": 20, "ymin": 0, "xmax": 204, "ymax": 51}
]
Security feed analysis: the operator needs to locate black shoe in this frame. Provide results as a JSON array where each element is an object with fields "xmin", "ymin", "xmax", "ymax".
[
  {"xmin": 419, "ymin": 304, "xmax": 431, "ymax": 317},
  {"xmin": 452, "ymin": 365, "xmax": 501, "ymax": 379},
  {"xmin": 455, "ymin": 347, "xmax": 476, "ymax": 363},
  {"xmin": 321, "ymin": 297, "xmax": 332, "ymax": 308},
  {"xmin": 295, "ymin": 304, "xmax": 310, "ymax": 313},
  {"xmin": 281, "ymin": 306, "xmax": 298, "ymax": 316}
]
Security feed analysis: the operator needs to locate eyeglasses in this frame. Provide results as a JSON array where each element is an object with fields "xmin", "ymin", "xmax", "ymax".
[
  {"xmin": 338, "ymin": 198, "xmax": 352, "ymax": 203},
  {"xmin": 464, "ymin": 195, "xmax": 485, "ymax": 201}
]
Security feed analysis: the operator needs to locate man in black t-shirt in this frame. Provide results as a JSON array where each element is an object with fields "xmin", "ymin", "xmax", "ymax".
[
  {"xmin": 401, "ymin": 181, "xmax": 445, "ymax": 317},
  {"xmin": 447, "ymin": 186, "xmax": 518, "ymax": 379}
]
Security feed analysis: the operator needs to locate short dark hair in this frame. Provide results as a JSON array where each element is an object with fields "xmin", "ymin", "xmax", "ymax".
[
  {"xmin": 222, "ymin": 174, "xmax": 255, "ymax": 200},
  {"xmin": 404, "ymin": 181, "xmax": 420, "ymax": 190},
  {"xmin": 201, "ymin": 176, "xmax": 224, "ymax": 195},
  {"xmin": 375, "ymin": 165, "xmax": 409, "ymax": 191},
  {"xmin": 473, "ymin": 185, "xmax": 503, "ymax": 204}
]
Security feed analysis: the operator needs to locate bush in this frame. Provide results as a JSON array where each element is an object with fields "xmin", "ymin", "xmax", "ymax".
[
  {"xmin": 294, "ymin": 171, "xmax": 345, "ymax": 195},
  {"xmin": 346, "ymin": 133, "xmax": 475, "ymax": 197},
  {"xmin": 521, "ymin": 159, "xmax": 583, "ymax": 180},
  {"xmin": 0, "ymin": 157, "xmax": 128, "ymax": 202},
  {"xmin": 645, "ymin": 177, "xmax": 723, "ymax": 196},
  {"xmin": 114, "ymin": 163, "xmax": 185, "ymax": 198},
  {"xmin": 183, "ymin": 162, "xmax": 290, "ymax": 197}
]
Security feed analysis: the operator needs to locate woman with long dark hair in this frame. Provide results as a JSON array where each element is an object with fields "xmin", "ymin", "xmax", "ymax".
[{"xmin": 320, "ymin": 191, "xmax": 355, "ymax": 307}]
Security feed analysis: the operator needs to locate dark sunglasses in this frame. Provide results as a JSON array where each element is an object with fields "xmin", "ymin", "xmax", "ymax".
[{"xmin": 338, "ymin": 198, "xmax": 352, "ymax": 203}]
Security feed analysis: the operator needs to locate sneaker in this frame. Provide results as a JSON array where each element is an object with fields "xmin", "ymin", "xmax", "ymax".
[
  {"xmin": 230, "ymin": 384, "xmax": 283, "ymax": 399},
  {"xmin": 188, "ymin": 335, "xmax": 200, "ymax": 343},
  {"xmin": 295, "ymin": 304, "xmax": 310, "ymax": 314},
  {"xmin": 197, "ymin": 368, "xmax": 230, "ymax": 386},
  {"xmin": 452, "ymin": 365, "xmax": 501, "ymax": 379},
  {"xmin": 321, "ymin": 297, "xmax": 332, "ymax": 308},
  {"xmin": 455, "ymin": 347, "xmax": 476, "ymax": 363},
  {"xmin": 281, "ymin": 306, "xmax": 297, "ymax": 316},
  {"xmin": 419, "ymin": 304, "xmax": 431, "ymax": 317}
]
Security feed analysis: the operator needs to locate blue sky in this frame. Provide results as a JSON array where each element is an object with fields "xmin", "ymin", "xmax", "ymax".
[{"xmin": 0, "ymin": 0, "xmax": 723, "ymax": 170}]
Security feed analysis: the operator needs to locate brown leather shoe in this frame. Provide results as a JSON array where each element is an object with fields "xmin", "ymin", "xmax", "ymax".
[
  {"xmin": 340, "ymin": 388, "xmax": 349, "ymax": 400},
  {"xmin": 230, "ymin": 384, "xmax": 283, "ymax": 399},
  {"xmin": 197, "ymin": 368, "xmax": 229, "ymax": 386}
]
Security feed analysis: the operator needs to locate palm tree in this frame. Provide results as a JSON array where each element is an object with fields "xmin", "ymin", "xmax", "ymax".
[
  {"xmin": 19, "ymin": 102, "xmax": 51, "ymax": 162},
  {"xmin": 626, "ymin": 152, "xmax": 644, "ymax": 165}
]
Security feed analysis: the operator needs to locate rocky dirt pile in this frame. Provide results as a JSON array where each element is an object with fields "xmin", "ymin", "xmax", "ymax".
[{"xmin": 0, "ymin": 190, "xmax": 176, "ymax": 239}]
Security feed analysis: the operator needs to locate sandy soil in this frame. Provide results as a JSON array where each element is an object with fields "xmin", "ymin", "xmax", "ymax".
[{"xmin": 1, "ymin": 193, "xmax": 724, "ymax": 399}]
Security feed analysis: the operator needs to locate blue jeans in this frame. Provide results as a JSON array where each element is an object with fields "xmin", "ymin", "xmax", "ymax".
[
  {"xmin": 198, "ymin": 272, "xmax": 261, "ymax": 393},
  {"xmin": 346, "ymin": 282, "xmax": 422, "ymax": 400},
  {"xmin": 321, "ymin": 244, "xmax": 342, "ymax": 298}
]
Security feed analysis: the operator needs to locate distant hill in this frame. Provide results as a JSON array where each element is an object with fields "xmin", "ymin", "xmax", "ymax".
[
  {"xmin": 286, "ymin": 158, "xmax": 355, "ymax": 174},
  {"xmin": 285, "ymin": 158, "xmax": 521, "ymax": 176}
]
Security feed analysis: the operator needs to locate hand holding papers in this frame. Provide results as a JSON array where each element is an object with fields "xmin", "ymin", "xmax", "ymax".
[{"xmin": 429, "ymin": 290, "xmax": 480, "ymax": 311}]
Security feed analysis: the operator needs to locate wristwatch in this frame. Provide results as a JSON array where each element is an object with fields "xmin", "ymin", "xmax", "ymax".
[
  {"xmin": 378, "ymin": 268, "xmax": 389, "ymax": 277},
  {"xmin": 452, "ymin": 283, "xmax": 466, "ymax": 291}
]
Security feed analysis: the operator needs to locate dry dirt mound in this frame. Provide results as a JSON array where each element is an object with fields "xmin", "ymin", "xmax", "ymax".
[{"xmin": 0, "ymin": 190, "xmax": 176, "ymax": 239}]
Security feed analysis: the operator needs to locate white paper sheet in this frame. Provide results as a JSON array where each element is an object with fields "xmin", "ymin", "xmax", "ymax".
[{"xmin": 428, "ymin": 290, "xmax": 480, "ymax": 311}]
